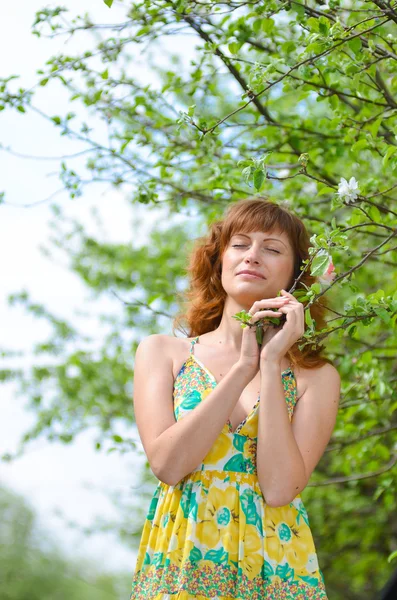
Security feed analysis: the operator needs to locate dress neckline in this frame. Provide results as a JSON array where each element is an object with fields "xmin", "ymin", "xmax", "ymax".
[
  {"xmin": 190, "ymin": 336, "xmax": 293, "ymax": 382},
  {"xmin": 188, "ymin": 335, "xmax": 294, "ymax": 434}
]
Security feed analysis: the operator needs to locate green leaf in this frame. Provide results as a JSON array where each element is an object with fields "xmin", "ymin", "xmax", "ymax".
[
  {"xmin": 311, "ymin": 251, "xmax": 330, "ymax": 277},
  {"xmin": 104, "ymin": 0, "xmax": 114, "ymax": 7},
  {"xmin": 348, "ymin": 37, "xmax": 362, "ymax": 56},
  {"xmin": 256, "ymin": 326, "xmax": 263, "ymax": 345},
  {"xmin": 388, "ymin": 550, "xmax": 397, "ymax": 563},
  {"xmin": 369, "ymin": 117, "xmax": 382, "ymax": 139},
  {"xmin": 317, "ymin": 185, "xmax": 335, "ymax": 196},
  {"xmin": 373, "ymin": 306, "xmax": 390, "ymax": 324},
  {"xmin": 306, "ymin": 42, "xmax": 324, "ymax": 55},
  {"xmin": 351, "ymin": 139, "xmax": 368, "ymax": 154},
  {"xmin": 253, "ymin": 169, "xmax": 265, "ymax": 191},
  {"xmin": 310, "ymin": 283, "xmax": 322, "ymax": 294},
  {"xmin": 307, "ymin": 17, "xmax": 319, "ymax": 32},
  {"xmin": 305, "ymin": 309, "xmax": 314, "ymax": 328},
  {"xmin": 261, "ymin": 18, "xmax": 275, "ymax": 34},
  {"xmin": 318, "ymin": 16, "xmax": 330, "ymax": 34},
  {"xmin": 252, "ymin": 19, "xmax": 262, "ymax": 35},
  {"xmin": 382, "ymin": 145, "xmax": 397, "ymax": 168}
]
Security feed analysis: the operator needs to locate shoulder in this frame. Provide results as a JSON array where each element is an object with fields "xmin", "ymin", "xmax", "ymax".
[
  {"xmin": 136, "ymin": 334, "xmax": 193, "ymax": 370},
  {"xmin": 294, "ymin": 361, "xmax": 340, "ymax": 401},
  {"xmin": 136, "ymin": 333, "xmax": 176, "ymax": 358},
  {"xmin": 310, "ymin": 362, "xmax": 340, "ymax": 386},
  {"xmin": 136, "ymin": 335, "xmax": 196, "ymax": 382},
  {"xmin": 305, "ymin": 362, "xmax": 340, "ymax": 398}
]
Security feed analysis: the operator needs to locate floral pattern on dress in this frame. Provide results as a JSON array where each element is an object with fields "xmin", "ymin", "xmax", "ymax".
[{"xmin": 130, "ymin": 337, "xmax": 328, "ymax": 599}]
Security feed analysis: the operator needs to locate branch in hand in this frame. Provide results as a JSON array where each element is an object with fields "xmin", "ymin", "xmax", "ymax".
[{"xmin": 232, "ymin": 309, "xmax": 286, "ymax": 344}]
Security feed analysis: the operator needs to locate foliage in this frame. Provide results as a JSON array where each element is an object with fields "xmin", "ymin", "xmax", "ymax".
[
  {"xmin": 1, "ymin": 1, "xmax": 397, "ymax": 597},
  {"xmin": 0, "ymin": 484, "xmax": 130, "ymax": 599}
]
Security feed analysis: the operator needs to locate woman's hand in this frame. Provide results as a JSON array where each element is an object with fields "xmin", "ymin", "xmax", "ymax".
[
  {"xmin": 258, "ymin": 289, "xmax": 304, "ymax": 365},
  {"xmin": 237, "ymin": 294, "xmax": 291, "ymax": 377}
]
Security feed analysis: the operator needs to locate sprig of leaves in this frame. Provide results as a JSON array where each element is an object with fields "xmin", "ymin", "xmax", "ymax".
[{"xmin": 232, "ymin": 309, "xmax": 286, "ymax": 345}]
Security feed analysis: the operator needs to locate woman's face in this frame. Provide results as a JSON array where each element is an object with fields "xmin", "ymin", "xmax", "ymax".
[{"xmin": 221, "ymin": 229, "xmax": 295, "ymax": 306}]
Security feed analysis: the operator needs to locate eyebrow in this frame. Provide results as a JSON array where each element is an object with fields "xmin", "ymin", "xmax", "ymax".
[{"xmin": 232, "ymin": 232, "xmax": 288, "ymax": 248}]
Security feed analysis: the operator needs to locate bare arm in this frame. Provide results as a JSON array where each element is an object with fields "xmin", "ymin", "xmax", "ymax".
[
  {"xmin": 133, "ymin": 334, "xmax": 252, "ymax": 486},
  {"xmin": 257, "ymin": 360, "xmax": 340, "ymax": 507}
]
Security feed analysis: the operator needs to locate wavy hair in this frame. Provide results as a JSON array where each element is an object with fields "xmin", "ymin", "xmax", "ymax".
[{"xmin": 173, "ymin": 197, "xmax": 333, "ymax": 370}]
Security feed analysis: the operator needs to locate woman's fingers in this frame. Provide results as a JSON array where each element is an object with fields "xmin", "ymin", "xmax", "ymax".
[
  {"xmin": 249, "ymin": 297, "xmax": 289, "ymax": 314},
  {"xmin": 249, "ymin": 309, "xmax": 283, "ymax": 323}
]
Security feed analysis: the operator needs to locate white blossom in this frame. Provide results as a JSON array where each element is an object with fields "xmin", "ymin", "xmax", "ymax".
[
  {"xmin": 278, "ymin": 168, "xmax": 290, "ymax": 178},
  {"xmin": 337, "ymin": 176, "xmax": 360, "ymax": 204},
  {"xmin": 318, "ymin": 260, "xmax": 336, "ymax": 287}
]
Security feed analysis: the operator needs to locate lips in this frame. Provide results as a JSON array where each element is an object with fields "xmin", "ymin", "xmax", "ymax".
[{"xmin": 237, "ymin": 270, "xmax": 266, "ymax": 279}]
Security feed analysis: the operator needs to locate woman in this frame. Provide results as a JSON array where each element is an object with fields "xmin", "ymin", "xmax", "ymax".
[{"xmin": 130, "ymin": 198, "xmax": 341, "ymax": 599}]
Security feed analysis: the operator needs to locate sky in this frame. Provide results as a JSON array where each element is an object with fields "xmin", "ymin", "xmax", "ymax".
[{"xmin": 0, "ymin": 0, "xmax": 196, "ymax": 578}]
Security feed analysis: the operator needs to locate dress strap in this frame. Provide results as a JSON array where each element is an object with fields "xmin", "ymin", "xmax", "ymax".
[{"xmin": 189, "ymin": 336, "xmax": 199, "ymax": 355}]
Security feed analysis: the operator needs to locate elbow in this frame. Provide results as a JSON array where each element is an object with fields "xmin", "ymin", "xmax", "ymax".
[
  {"xmin": 259, "ymin": 471, "xmax": 307, "ymax": 507},
  {"xmin": 260, "ymin": 484, "xmax": 299, "ymax": 508},
  {"xmin": 153, "ymin": 464, "xmax": 180, "ymax": 487},
  {"xmin": 150, "ymin": 447, "xmax": 181, "ymax": 487},
  {"xmin": 149, "ymin": 455, "xmax": 176, "ymax": 486},
  {"xmin": 264, "ymin": 486, "xmax": 304, "ymax": 507},
  {"xmin": 265, "ymin": 495, "xmax": 293, "ymax": 508}
]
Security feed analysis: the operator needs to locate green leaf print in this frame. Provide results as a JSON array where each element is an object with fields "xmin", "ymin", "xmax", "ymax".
[
  {"xmin": 189, "ymin": 546, "xmax": 203, "ymax": 562},
  {"xmin": 152, "ymin": 552, "xmax": 164, "ymax": 566},
  {"xmin": 298, "ymin": 574, "xmax": 320, "ymax": 587},
  {"xmin": 188, "ymin": 492, "xmax": 198, "ymax": 520},
  {"xmin": 240, "ymin": 489, "xmax": 263, "ymax": 535},
  {"xmin": 276, "ymin": 563, "xmax": 294, "ymax": 580},
  {"xmin": 146, "ymin": 494, "xmax": 159, "ymax": 521},
  {"xmin": 204, "ymin": 547, "xmax": 229, "ymax": 565},
  {"xmin": 180, "ymin": 389, "xmax": 202, "ymax": 410},
  {"xmin": 180, "ymin": 483, "xmax": 193, "ymax": 518},
  {"xmin": 143, "ymin": 552, "xmax": 151, "ymax": 565},
  {"xmin": 223, "ymin": 454, "xmax": 246, "ymax": 472},
  {"xmin": 232, "ymin": 433, "xmax": 247, "ymax": 452},
  {"xmin": 262, "ymin": 560, "xmax": 275, "ymax": 578},
  {"xmin": 296, "ymin": 503, "xmax": 310, "ymax": 526},
  {"xmin": 180, "ymin": 485, "xmax": 198, "ymax": 520}
]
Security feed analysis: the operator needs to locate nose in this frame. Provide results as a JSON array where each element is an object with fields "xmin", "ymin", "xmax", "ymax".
[{"xmin": 244, "ymin": 244, "xmax": 261, "ymax": 264}]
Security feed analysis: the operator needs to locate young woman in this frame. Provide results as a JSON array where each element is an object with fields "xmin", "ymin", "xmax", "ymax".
[{"xmin": 130, "ymin": 198, "xmax": 341, "ymax": 599}]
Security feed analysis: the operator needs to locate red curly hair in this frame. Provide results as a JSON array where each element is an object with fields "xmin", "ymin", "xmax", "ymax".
[{"xmin": 173, "ymin": 197, "xmax": 334, "ymax": 370}]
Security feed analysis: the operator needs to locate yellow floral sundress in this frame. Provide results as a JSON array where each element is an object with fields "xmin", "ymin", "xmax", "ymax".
[{"xmin": 130, "ymin": 336, "xmax": 328, "ymax": 599}]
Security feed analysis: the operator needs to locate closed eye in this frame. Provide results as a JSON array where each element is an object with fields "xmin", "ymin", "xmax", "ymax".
[{"xmin": 232, "ymin": 244, "xmax": 280, "ymax": 254}]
